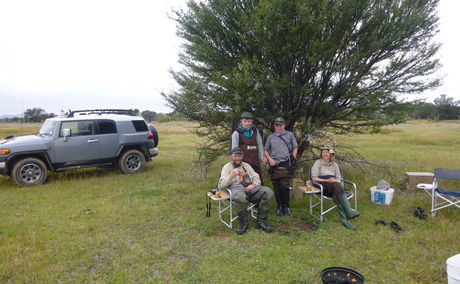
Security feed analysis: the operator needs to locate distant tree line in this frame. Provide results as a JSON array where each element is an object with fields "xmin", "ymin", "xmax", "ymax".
[
  {"xmin": 0, "ymin": 107, "xmax": 187, "ymax": 123},
  {"xmin": 2, "ymin": 97, "xmax": 458, "ymax": 123},
  {"xmin": 409, "ymin": 95, "xmax": 460, "ymax": 120}
]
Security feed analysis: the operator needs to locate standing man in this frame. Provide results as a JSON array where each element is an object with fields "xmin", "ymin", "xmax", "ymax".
[
  {"xmin": 231, "ymin": 111, "xmax": 266, "ymax": 183},
  {"xmin": 264, "ymin": 117, "xmax": 298, "ymax": 216},
  {"xmin": 218, "ymin": 147, "xmax": 274, "ymax": 235}
]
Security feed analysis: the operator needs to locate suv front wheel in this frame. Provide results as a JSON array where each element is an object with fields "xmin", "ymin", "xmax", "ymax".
[
  {"xmin": 118, "ymin": 149, "xmax": 145, "ymax": 174},
  {"xmin": 12, "ymin": 158, "xmax": 48, "ymax": 186}
]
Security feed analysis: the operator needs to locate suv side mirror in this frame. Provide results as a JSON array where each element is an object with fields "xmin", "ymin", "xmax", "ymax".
[{"xmin": 62, "ymin": 128, "xmax": 71, "ymax": 142}]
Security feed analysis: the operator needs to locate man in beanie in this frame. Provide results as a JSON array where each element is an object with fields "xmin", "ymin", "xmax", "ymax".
[
  {"xmin": 218, "ymin": 147, "xmax": 274, "ymax": 235},
  {"xmin": 264, "ymin": 117, "xmax": 298, "ymax": 216},
  {"xmin": 231, "ymin": 111, "xmax": 266, "ymax": 183}
]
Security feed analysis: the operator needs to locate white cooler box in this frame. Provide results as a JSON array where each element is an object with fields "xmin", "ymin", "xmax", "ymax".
[
  {"xmin": 370, "ymin": 186, "xmax": 394, "ymax": 205},
  {"xmin": 447, "ymin": 254, "xmax": 460, "ymax": 284}
]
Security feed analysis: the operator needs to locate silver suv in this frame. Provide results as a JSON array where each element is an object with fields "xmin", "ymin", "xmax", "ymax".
[{"xmin": 0, "ymin": 109, "xmax": 159, "ymax": 186}]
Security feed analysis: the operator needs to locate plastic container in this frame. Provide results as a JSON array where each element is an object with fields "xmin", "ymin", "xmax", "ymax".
[
  {"xmin": 370, "ymin": 186, "xmax": 395, "ymax": 205},
  {"xmin": 447, "ymin": 253, "xmax": 460, "ymax": 284}
]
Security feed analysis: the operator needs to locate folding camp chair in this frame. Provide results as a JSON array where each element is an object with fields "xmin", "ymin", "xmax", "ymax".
[
  {"xmin": 305, "ymin": 168, "xmax": 358, "ymax": 222},
  {"xmin": 430, "ymin": 168, "xmax": 460, "ymax": 216},
  {"xmin": 207, "ymin": 188, "xmax": 257, "ymax": 228}
]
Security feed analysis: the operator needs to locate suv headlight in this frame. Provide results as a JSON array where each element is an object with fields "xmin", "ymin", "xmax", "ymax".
[{"xmin": 0, "ymin": 148, "xmax": 11, "ymax": 155}]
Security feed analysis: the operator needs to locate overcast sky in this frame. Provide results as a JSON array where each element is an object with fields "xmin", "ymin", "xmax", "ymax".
[{"xmin": 0, "ymin": 0, "xmax": 458, "ymax": 116}]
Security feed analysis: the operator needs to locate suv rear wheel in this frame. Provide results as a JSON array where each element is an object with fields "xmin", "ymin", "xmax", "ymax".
[
  {"xmin": 118, "ymin": 149, "xmax": 145, "ymax": 174},
  {"xmin": 12, "ymin": 158, "xmax": 48, "ymax": 186}
]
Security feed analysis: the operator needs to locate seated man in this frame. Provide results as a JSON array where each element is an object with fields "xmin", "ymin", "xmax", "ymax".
[{"xmin": 218, "ymin": 147, "xmax": 274, "ymax": 235}]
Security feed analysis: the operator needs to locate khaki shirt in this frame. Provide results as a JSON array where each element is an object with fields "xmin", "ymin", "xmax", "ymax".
[
  {"xmin": 311, "ymin": 159, "xmax": 342, "ymax": 180},
  {"xmin": 218, "ymin": 161, "xmax": 261, "ymax": 190}
]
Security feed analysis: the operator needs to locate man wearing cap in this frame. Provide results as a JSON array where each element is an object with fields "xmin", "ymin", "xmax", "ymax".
[
  {"xmin": 231, "ymin": 111, "xmax": 266, "ymax": 182},
  {"xmin": 218, "ymin": 147, "xmax": 274, "ymax": 235},
  {"xmin": 264, "ymin": 117, "xmax": 298, "ymax": 216}
]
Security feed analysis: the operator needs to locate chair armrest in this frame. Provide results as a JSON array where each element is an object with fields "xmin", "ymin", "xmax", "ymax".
[
  {"xmin": 342, "ymin": 179, "xmax": 357, "ymax": 192},
  {"xmin": 312, "ymin": 181, "xmax": 324, "ymax": 194}
]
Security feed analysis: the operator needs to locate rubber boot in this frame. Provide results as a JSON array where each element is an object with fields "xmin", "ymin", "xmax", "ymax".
[
  {"xmin": 338, "ymin": 193, "xmax": 360, "ymax": 219},
  {"xmin": 338, "ymin": 204, "xmax": 355, "ymax": 230},
  {"xmin": 236, "ymin": 212, "xmax": 249, "ymax": 235},
  {"xmin": 255, "ymin": 210, "xmax": 272, "ymax": 233}
]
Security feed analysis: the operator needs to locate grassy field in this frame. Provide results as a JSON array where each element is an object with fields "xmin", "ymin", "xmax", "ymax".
[{"xmin": 1, "ymin": 120, "xmax": 459, "ymax": 283}]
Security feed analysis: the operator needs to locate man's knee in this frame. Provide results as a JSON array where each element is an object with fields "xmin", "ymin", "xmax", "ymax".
[
  {"xmin": 232, "ymin": 190, "xmax": 248, "ymax": 204},
  {"xmin": 262, "ymin": 186, "xmax": 274, "ymax": 200}
]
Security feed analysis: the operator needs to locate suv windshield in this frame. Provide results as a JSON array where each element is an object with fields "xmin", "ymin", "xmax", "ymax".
[{"xmin": 38, "ymin": 120, "xmax": 57, "ymax": 136}]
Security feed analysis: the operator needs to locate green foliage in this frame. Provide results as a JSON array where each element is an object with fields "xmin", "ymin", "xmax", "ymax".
[
  {"xmin": 24, "ymin": 107, "xmax": 49, "ymax": 122},
  {"xmin": 410, "ymin": 95, "xmax": 460, "ymax": 120},
  {"xmin": 141, "ymin": 110, "xmax": 157, "ymax": 122},
  {"xmin": 165, "ymin": 0, "xmax": 441, "ymax": 164},
  {"xmin": 434, "ymin": 94, "xmax": 460, "ymax": 119}
]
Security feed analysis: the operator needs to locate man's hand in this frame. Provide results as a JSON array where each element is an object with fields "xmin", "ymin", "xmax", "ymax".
[
  {"xmin": 268, "ymin": 159, "xmax": 277, "ymax": 167},
  {"xmin": 262, "ymin": 157, "xmax": 268, "ymax": 163},
  {"xmin": 230, "ymin": 168, "xmax": 240, "ymax": 177},
  {"xmin": 245, "ymin": 184, "xmax": 256, "ymax": 191},
  {"xmin": 328, "ymin": 177, "xmax": 340, "ymax": 183}
]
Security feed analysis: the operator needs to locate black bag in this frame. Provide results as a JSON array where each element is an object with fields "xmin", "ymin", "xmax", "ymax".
[
  {"xmin": 279, "ymin": 135, "xmax": 297, "ymax": 173},
  {"xmin": 288, "ymin": 153, "xmax": 297, "ymax": 173}
]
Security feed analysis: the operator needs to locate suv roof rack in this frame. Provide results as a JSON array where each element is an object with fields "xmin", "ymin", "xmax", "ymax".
[{"xmin": 67, "ymin": 109, "xmax": 137, "ymax": 117}]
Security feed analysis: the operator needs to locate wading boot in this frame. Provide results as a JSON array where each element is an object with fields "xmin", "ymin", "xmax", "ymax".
[
  {"xmin": 255, "ymin": 211, "xmax": 272, "ymax": 233},
  {"xmin": 338, "ymin": 194, "xmax": 360, "ymax": 219},
  {"xmin": 236, "ymin": 212, "xmax": 249, "ymax": 235},
  {"xmin": 338, "ymin": 205, "xmax": 355, "ymax": 230},
  {"xmin": 276, "ymin": 205, "xmax": 284, "ymax": 216},
  {"xmin": 282, "ymin": 207, "xmax": 291, "ymax": 216}
]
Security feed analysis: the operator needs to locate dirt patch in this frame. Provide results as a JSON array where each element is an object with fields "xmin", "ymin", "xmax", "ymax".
[{"xmin": 273, "ymin": 218, "xmax": 317, "ymax": 234}]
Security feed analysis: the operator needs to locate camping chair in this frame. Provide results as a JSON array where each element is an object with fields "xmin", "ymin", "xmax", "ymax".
[
  {"xmin": 207, "ymin": 189, "xmax": 257, "ymax": 228},
  {"xmin": 430, "ymin": 168, "xmax": 460, "ymax": 216},
  {"xmin": 306, "ymin": 168, "xmax": 358, "ymax": 222}
]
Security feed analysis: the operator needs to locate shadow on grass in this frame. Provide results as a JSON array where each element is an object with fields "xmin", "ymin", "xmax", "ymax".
[{"xmin": 48, "ymin": 167, "xmax": 119, "ymax": 181}]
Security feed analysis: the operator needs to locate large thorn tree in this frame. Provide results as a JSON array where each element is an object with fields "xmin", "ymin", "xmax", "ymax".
[{"xmin": 165, "ymin": 0, "xmax": 441, "ymax": 167}]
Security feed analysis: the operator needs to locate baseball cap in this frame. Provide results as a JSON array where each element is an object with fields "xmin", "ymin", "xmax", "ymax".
[
  {"xmin": 274, "ymin": 117, "xmax": 285, "ymax": 125},
  {"xmin": 240, "ymin": 112, "xmax": 254, "ymax": 119},
  {"xmin": 231, "ymin": 147, "xmax": 244, "ymax": 154}
]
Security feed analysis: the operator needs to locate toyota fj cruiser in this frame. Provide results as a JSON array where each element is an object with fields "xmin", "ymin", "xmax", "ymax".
[{"xmin": 0, "ymin": 109, "xmax": 159, "ymax": 186}]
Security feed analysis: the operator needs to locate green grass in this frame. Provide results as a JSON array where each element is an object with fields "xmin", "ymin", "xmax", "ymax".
[{"xmin": 1, "ymin": 120, "xmax": 460, "ymax": 283}]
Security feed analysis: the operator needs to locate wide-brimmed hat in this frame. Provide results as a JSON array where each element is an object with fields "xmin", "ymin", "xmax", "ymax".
[
  {"xmin": 274, "ymin": 117, "xmax": 285, "ymax": 125},
  {"xmin": 320, "ymin": 145, "xmax": 335, "ymax": 154},
  {"xmin": 231, "ymin": 147, "xmax": 244, "ymax": 154},
  {"xmin": 240, "ymin": 112, "xmax": 253, "ymax": 119}
]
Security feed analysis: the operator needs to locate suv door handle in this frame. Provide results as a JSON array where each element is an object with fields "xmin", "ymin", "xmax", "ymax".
[{"xmin": 87, "ymin": 139, "xmax": 99, "ymax": 143}]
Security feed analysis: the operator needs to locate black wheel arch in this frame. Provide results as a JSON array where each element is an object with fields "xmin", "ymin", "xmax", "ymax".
[
  {"xmin": 117, "ymin": 144, "xmax": 149, "ymax": 161},
  {"xmin": 5, "ymin": 151, "xmax": 53, "ymax": 175}
]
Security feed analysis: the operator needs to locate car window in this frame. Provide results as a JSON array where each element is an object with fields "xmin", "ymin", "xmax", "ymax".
[
  {"xmin": 38, "ymin": 120, "xmax": 57, "ymax": 136},
  {"xmin": 61, "ymin": 121, "xmax": 94, "ymax": 137},
  {"xmin": 97, "ymin": 120, "xmax": 117, "ymax": 134},
  {"xmin": 131, "ymin": 120, "xmax": 148, "ymax": 132}
]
